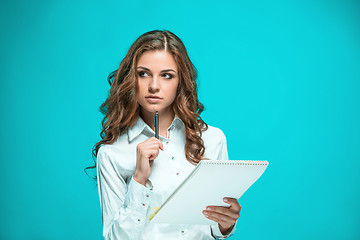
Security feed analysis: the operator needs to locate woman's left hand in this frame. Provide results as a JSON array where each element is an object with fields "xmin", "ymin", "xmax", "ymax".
[{"xmin": 203, "ymin": 198, "xmax": 241, "ymax": 235}]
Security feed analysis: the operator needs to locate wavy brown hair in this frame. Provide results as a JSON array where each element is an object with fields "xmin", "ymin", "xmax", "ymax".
[{"xmin": 85, "ymin": 30, "xmax": 208, "ymax": 180}]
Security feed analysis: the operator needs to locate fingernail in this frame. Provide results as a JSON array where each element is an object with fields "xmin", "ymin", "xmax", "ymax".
[
  {"xmin": 206, "ymin": 207, "xmax": 211, "ymax": 210},
  {"xmin": 224, "ymin": 198, "xmax": 228, "ymax": 202}
]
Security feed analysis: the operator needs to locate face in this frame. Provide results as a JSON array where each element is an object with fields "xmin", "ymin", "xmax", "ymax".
[{"xmin": 136, "ymin": 50, "xmax": 179, "ymax": 116}]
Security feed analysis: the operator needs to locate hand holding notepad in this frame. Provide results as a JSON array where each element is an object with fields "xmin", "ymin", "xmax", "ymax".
[{"xmin": 150, "ymin": 160, "xmax": 269, "ymax": 225}]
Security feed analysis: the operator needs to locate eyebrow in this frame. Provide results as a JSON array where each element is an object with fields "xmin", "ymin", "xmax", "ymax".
[{"xmin": 136, "ymin": 66, "xmax": 177, "ymax": 73}]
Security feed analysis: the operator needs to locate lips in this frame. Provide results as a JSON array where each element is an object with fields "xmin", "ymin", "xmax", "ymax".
[
  {"xmin": 146, "ymin": 95, "xmax": 162, "ymax": 99},
  {"xmin": 145, "ymin": 95, "xmax": 163, "ymax": 104}
]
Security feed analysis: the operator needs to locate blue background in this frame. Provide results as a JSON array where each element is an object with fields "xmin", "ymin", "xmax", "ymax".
[{"xmin": 1, "ymin": 0, "xmax": 359, "ymax": 239}]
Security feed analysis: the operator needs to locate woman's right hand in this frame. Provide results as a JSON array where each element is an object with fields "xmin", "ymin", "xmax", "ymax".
[{"xmin": 133, "ymin": 137, "xmax": 164, "ymax": 186}]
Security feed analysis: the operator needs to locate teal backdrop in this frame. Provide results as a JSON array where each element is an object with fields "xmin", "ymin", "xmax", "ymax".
[{"xmin": 1, "ymin": 0, "xmax": 359, "ymax": 239}]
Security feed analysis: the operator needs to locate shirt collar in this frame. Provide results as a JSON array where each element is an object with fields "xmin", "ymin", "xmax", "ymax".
[{"xmin": 127, "ymin": 114, "xmax": 184, "ymax": 142}]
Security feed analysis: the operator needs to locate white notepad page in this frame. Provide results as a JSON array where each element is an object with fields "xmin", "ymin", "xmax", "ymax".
[{"xmin": 150, "ymin": 160, "xmax": 269, "ymax": 225}]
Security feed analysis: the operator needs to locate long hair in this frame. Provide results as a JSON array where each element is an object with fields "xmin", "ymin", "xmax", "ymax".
[{"xmin": 84, "ymin": 30, "xmax": 208, "ymax": 181}]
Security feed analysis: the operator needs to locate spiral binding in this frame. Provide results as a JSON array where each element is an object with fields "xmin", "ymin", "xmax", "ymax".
[{"xmin": 202, "ymin": 160, "xmax": 268, "ymax": 165}]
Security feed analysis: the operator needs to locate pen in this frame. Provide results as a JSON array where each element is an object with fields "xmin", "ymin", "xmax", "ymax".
[{"xmin": 154, "ymin": 111, "xmax": 159, "ymax": 139}]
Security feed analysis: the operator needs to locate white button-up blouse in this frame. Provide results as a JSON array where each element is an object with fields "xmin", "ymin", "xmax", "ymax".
[{"xmin": 96, "ymin": 114, "xmax": 237, "ymax": 240}]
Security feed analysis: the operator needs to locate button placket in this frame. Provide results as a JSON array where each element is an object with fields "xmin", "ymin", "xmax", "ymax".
[{"xmin": 143, "ymin": 191, "xmax": 150, "ymax": 210}]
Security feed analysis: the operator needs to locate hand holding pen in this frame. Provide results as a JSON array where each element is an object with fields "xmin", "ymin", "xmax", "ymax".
[{"xmin": 133, "ymin": 111, "xmax": 163, "ymax": 186}]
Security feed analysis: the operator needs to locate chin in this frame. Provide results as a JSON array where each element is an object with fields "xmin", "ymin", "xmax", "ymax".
[
  {"xmin": 139, "ymin": 102, "xmax": 173, "ymax": 115},
  {"xmin": 140, "ymin": 104, "xmax": 161, "ymax": 113}
]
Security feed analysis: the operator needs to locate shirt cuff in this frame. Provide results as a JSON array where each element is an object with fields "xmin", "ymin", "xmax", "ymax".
[
  {"xmin": 124, "ymin": 176, "xmax": 152, "ymax": 215},
  {"xmin": 210, "ymin": 222, "xmax": 237, "ymax": 239}
]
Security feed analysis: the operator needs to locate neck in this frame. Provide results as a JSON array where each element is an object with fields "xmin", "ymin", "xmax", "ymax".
[{"xmin": 140, "ymin": 107, "xmax": 175, "ymax": 138}]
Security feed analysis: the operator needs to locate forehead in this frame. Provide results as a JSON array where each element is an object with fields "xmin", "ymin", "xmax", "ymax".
[{"xmin": 136, "ymin": 50, "xmax": 178, "ymax": 71}]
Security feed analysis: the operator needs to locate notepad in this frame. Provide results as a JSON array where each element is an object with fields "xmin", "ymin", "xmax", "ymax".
[{"xmin": 149, "ymin": 160, "xmax": 269, "ymax": 225}]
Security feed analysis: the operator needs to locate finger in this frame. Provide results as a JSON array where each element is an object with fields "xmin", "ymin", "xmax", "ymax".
[
  {"xmin": 148, "ymin": 144, "xmax": 162, "ymax": 153},
  {"xmin": 146, "ymin": 149, "xmax": 160, "ymax": 160},
  {"xmin": 143, "ymin": 137, "xmax": 157, "ymax": 146},
  {"xmin": 205, "ymin": 206, "xmax": 240, "ymax": 220},
  {"xmin": 146, "ymin": 138, "xmax": 163, "ymax": 150},
  {"xmin": 203, "ymin": 210, "xmax": 234, "ymax": 226},
  {"xmin": 224, "ymin": 197, "xmax": 241, "ymax": 212},
  {"xmin": 149, "ymin": 138, "xmax": 164, "ymax": 150},
  {"xmin": 158, "ymin": 139, "xmax": 164, "ymax": 151},
  {"xmin": 148, "ymin": 139, "xmax": 163, "ymax": 151},
  {"xmin": 143, "ymin": 139, "xmax": 162, "ymax": 150},
  {"xmin": 146, "ymin": 137, "xmax": 160, "ymax": 144}
]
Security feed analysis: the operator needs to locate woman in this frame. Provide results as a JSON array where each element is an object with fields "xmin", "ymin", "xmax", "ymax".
[{"xmin": 88, "ymin": 30, "xmax": 241, "ymax": 240}]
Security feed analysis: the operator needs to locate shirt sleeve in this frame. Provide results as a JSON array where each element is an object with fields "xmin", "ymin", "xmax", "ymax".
[
  {"xmin": 210, "ymin": 129, "xmax": 237, "ymax": 239},
  {"xmin": 217, "ymin": 129, "xmax": 229, "ymax": 161},
  {"xmin": 210, "ymin": 222, "xmax": 237, "ymax": 239},
  {"xmin": 96, "ymin": 147, "xmax": 151, "ymax": 240}
]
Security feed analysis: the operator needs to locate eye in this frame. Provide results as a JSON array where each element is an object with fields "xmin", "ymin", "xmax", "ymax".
[
  {"xmin": 163, "ymin": 73, "xmax": 173, "ymax": 79},
  {"xmin": 137, "ymin": 71, "xmax": 149, "ymax": 78}
]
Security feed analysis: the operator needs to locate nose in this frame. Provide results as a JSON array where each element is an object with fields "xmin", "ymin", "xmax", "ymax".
[{"xmin": 149, "ymin": 75, "xmax": 160, "ymax": 92}]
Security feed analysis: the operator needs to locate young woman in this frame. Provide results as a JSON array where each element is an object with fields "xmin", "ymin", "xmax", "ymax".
[{"xmin": 89, "ymin": 30, "xmax": 241, "ymax": 240}]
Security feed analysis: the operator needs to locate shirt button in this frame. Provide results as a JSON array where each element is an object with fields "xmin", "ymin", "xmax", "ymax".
[
  {"xmin": 138, "ymin": 219, "xmax": 141, "ymax": 222},
  {"xmin": 146, "ymin": 194, "xmax": 149, "ymax": 197},
  {"xmin": 176, "ymin": 172, "xmax": 180, "ymax": 176},
  {"xmin": 142, "ymin": 203, "xmax": 146, "ymax": 206},
  {"xmin": 171, "ymin": 156, "xmax": 175, "ymax": 160},
  {"xmin": 166, "ymin": 141, "xmax": 170, "ymax": 145},
  {"xmin": 181, "ymin": 230, "xmax": 185, "ymax": 234}
]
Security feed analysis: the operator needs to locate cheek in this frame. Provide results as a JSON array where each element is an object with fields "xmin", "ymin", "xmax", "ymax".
[
  {"xmin": 171, "ymin": 79, "xmax": 179, "ymax": 92},
  {"xmin": 136, "ymin": 82, "xmax": 145, "ymax": 103},
  {"xmin": 137, "ymin": 81, "xmax": 146, "ymax": 95},
  {"xmin": 167, "ymin": 81, "xmax": 179, "ymax": 99}
]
